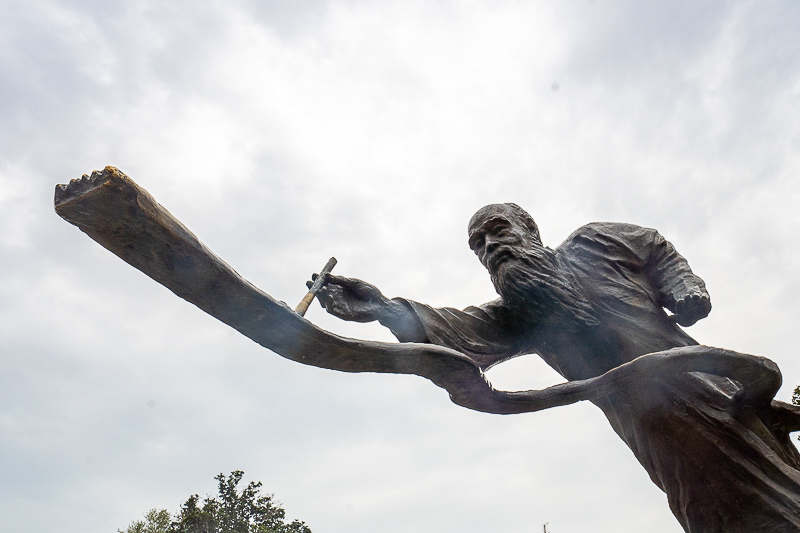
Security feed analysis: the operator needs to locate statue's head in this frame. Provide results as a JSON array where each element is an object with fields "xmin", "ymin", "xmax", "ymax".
[
  {"xmin": 468, "ymin": 203, "xmax": 542, "ymax": 272},
  {"xmin": 468, "ymin": 203, "xmax": 598, "ymax": 326}
]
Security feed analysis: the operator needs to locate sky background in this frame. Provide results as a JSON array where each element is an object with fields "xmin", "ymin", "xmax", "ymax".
[{"xmin": 2, "ymin": 1, "xmax": 800, "ymax": 532}]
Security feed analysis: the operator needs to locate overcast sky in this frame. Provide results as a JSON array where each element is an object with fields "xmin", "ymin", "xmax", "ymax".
[{"xmin": 2, "ymin": 1, "xmax": 800, "ymax": 532}]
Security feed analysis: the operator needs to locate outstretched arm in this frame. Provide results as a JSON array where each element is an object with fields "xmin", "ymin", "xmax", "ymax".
[
  {"xmin": 313, "ymin": 275, "xmax": 523, "ymax": 370},
  {"xmin": 311, "ymin": 274, "xmax": 428, "ymax": 342}
]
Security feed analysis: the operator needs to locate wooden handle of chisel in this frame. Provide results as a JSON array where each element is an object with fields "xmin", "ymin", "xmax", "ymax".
[{"xmin": 295, "ymin": 257, "xmax": 337, "ymax": 316}]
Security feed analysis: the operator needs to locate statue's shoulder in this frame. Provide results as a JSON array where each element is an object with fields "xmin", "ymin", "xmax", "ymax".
[
  {"xmin": 558, "ymin": 223, "xmax": 662, "ymax": 266},
  {"xmin": 562, "ymin": 221, "xmax": 651, "ymax": 245}
]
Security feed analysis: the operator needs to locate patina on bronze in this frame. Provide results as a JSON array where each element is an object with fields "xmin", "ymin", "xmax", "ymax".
[{"xmin": 55, "ymin": 167, "xmax": 800, "ymax": 532}]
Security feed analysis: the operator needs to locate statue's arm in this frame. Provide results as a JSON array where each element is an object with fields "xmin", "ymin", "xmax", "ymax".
[
  {"xmin": 393, "ymin": 299, "xmax": 523, "ymax": 369},
  {"xmin": 642, "ymin": 228, "xmax": 711, "ymax": 327},
  {"xmin": 316, "ymin": 276, "xmax": 521, "ymax": 369},
  {"xmin": 312, "ymin": 274, "xmax": 428, "ymax": 342}
]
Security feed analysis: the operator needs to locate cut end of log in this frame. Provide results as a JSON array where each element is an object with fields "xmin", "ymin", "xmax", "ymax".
[{"xmin": 54, "ymin": 166, "xmax": 128, "ymax": 212}]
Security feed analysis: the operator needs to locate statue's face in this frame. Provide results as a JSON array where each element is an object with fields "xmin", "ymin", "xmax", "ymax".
[{"xmin": 468, "ymin": 206, "xmax": 537, "ymax": 273}]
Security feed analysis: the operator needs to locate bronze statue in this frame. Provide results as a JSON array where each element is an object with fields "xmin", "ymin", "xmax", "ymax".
[{"xmin": 55, "ymin": 168, "xmax": 800, "ymax": 532}]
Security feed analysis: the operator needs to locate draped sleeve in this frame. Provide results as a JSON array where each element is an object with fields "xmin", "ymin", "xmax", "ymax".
[
  {"xmin": 641, "ymin": 228, "xmax": 710, "ymax": 314},
  {"xmin": 390, "ymin": 297, "xmax": 524, "ymax": 370},
  {"xmin": 560, "ymin": 222, "xmax": 709, "ymax": 317}
]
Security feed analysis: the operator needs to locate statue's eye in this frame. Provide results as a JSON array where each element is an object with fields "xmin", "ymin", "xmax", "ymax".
[{"xmin": 491, "ymin": 226, "xmax": 511, "ymax": 239}]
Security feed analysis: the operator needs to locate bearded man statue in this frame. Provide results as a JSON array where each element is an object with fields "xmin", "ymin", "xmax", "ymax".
[
  {"xmin": 54, "ymin": 171, "xmax": 800, "ymax": 533},
  {"xmin": 315, "ymin": 202, "xmax": 800, "ymax": 533}
]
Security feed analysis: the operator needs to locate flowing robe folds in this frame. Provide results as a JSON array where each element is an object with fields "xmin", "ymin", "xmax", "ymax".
[{"xmin": 393, "ymin": 223, "xmax": 800, "ymax": 532}]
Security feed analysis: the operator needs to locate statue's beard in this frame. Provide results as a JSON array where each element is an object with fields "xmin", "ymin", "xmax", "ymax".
[{"xmin": 490, "ymin": 246, "xmax": 600, "ymax": 328}]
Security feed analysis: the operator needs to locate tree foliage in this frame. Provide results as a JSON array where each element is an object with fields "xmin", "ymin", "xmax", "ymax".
[
  {"xmin": 121, "ymin": 509, "xmax": 172, "ymax": 533},
  {"xmin": 119, "ymin": 471, "xmax": 311, "ymax": 533}
]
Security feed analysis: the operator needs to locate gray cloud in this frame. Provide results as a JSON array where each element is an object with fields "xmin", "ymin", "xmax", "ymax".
[{"xmin": 2, "ymin": 1, "xmax": 799, "ymax": 532}]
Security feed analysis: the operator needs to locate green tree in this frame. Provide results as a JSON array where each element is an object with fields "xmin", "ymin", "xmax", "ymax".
[
  {"xmin": 170, "ymin": 493, "xmax": 216, "ymax": 533},
  {"xmin": 119, "ymin": 471, "xmax": 311, "ymax": 533},
  {"xmin": 119, "ymin": 509, "xmax": 171, "ymax": 533}
]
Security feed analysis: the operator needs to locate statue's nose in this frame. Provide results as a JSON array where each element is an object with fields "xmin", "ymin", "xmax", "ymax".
[{"xmin": 484, "ymin": 237, "xmax": 501, "ymax": 259}]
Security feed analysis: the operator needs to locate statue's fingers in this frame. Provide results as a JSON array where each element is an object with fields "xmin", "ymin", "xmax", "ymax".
[
  {"xmin": 700, "ymin": 294, "xmax": 712, "ymax": 314},
  {"xmin": 674, "ymin": 297, "xmax": 685, "ymax": 317},
  {"xmin": 685, "ymin": 293, "xmax": 710, "ymax": 318},
  {"xmin": 675, "ymin": 304, "xmax": 701, "ymax": 326},
  {"xmin": 325, "ymin": 284, "xmax": 346, "ymax": 304},
  {"xmin": 324, "ymin": 296, "xmax": 342, "ymax": 316},
  {"xmin": 327, "ymin": 275, "xmax": 378, "ymax": 299},
  {"xmin": 316, "ymin": 285, "xmax": 331, "ymax": 305},
  {"xmin": 325, "ymin": 274, "xmax": 363, "ymax": 288}
]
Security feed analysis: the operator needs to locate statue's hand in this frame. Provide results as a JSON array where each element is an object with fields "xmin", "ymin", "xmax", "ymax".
[
  {"xmin": 673, "ymin": 289, "xmax": 711, "ymax": 327},
  {"xmin": 310, "ymin": 274, "xmax": 391, "ymax": 323}
]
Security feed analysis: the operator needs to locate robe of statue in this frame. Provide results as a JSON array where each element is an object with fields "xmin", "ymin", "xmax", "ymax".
[{"xmin": 392, "ymin": 222, "xmax": 800, "ymax": 532}]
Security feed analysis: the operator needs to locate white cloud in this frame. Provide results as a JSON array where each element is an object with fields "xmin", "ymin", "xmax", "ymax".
[{"xmin": 2, "ymin": 1, "xmax": 799, "ymax": 532}]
